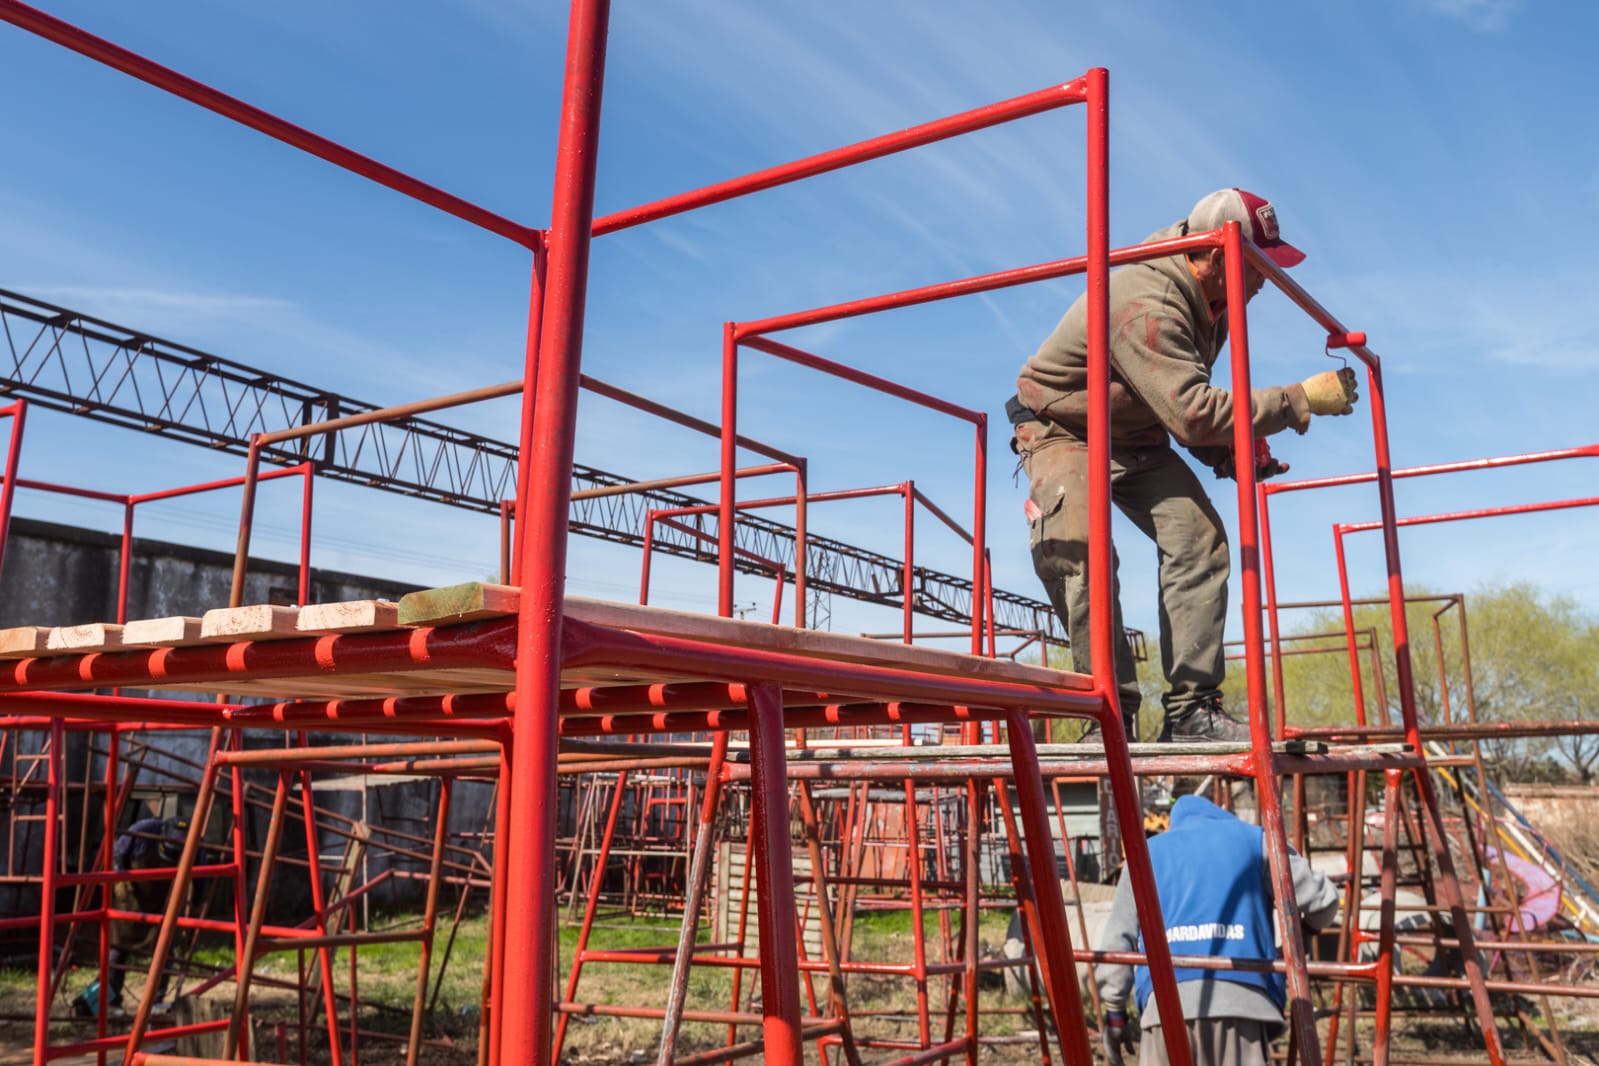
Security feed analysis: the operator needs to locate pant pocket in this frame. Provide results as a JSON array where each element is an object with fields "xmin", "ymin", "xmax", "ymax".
[{"xmin": 1027, "ymin": 486, "xmax": 1066, "ymax": 552}]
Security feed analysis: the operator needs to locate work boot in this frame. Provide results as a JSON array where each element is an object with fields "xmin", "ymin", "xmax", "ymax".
[
  {"xmin": 1075, "ymin": 708, "xmax": 1139, "ymax": 744},
  {"xmin": 1157, "ymin": 696, "xmax": 1251, "ymax": 744}
]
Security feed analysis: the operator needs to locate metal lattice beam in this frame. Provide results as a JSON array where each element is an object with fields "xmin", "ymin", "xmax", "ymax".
[{"xmin": 0, "ymin": 287, "xmax": 1074, "ymax": 641}]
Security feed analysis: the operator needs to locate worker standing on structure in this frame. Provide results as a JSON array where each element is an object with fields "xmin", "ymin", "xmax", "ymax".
[
  {"xmin": 1095, "ymin": 795, "xmax": 1340, "ymax": 1066},
  {"xmin": 1008, "ymin": 188, "xmax": 1358, "ymax": 744}
]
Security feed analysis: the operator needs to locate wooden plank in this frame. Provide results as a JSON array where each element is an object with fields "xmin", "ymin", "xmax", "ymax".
[
  {"xmin": 46, "ymin": 623, "xmax": 126, "ymax": 652},
  {"xmin": 397, "ymin": 583, "xmax": 519, "ymax": 626},
  {"xmin": 562, "ymin": 596, "xmax": 1093, "ymax": 690},
  {"xmin": 296, "ymin": 600, "xmax": 400, "ymax": 635},
  {"xmin": 199, "ymin": 605, "xmax": 302, "ymax": 641},
  {"xmin": 0, "ymin": 626, "xmax": 52, "ymax": 659},
  {"xmin": 122, "ymin": 616, "xmax": 206, "ymax": 647}
]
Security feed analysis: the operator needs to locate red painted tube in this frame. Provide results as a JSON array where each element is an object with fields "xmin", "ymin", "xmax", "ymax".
[
  {"xmin": 792, "ymin": 462, "xmax": 809, "ymax": 628},
  {"xmin": 30, "ymin": 719, "xmax": 61, "ymax": 1066},
  {"xmin": 507, "ymin": 238, "xmax": 547, "ymax": 594},
  {"xmin": 1002, "ymin": 709, "xmax": 1091, "ymax": 1063},
  {"xmin": 970, "ymin": 419, "xmax": 987, "ymax": 655},
  {"xmin": 0, "ymin": 2, "xmax": 538, "ymax": 247},
  {"xmin": 1222, "ymin": 222, "xmax": 1320, "ymax": 1065},
  {"xmin": 748, "ymin": 684, "xmax": 802, "ymax": 1064},
  {"xmin": 734, "ymin": 233, "xmax": 1212, "ymax": 342},
  {"xmin": 0, "ymin": 400, "xmax": 26, "ymax": 584},
  {"xmin": 594, "ymin": 78, "xmax": 1089, "ymax": 236},
  {"xmin": 1263, "ymin": 441, "xmax": 1599, "ymax": 498},
  {"xmin": 903, "ymin": 483, "xmax": 916, "ymax": 644},
  {"xmin": 736, "ymin": 335, "xmax": 981, "ymax": 426},
  {"xmin": 124, "ymin": 462, "xmax": 308, "ymax": 506},
  {"xmin": 118, "ymin": 500, "xmax": 134, "ymax": 625},
  {"xmin": 298, "ymin": 463, "xmax": 314, "ymax": 605},
  {"xmin": 553, "ymin": 768, "xmax": 630, "ymax": 1060},
  {"xmin": 1080, "ymin": 66, "xmax": 1186, "ymax": 1066},
  {"xmin": 718, "ymin": 321, "xmax": 739, "ymax": 618},
  {"xmin": 1256, "ymin": 480, "xmax": 1289, "ymax": 735},
  {"xmin": 0, "ymin": 618, "xmax": 517, "ymax": 693},
  {"xmin": 654, "ymin": 734, "xmax": 731, "ymax": 1065},
  {"xmin": 559, "ymin": 703, "xmax": 1005, "ymax": 738},
  {"xmin": 499, "ymin": 2, "xmax": 610, "ymax": 1062},
  {"xmin": 580, "ymin": 375, "xmax": 802, "ymax": 467},
  {"xmin": 1339, "ymin": 494, "xmax": 1599, "ymax": 534},
  {"xmin": 1357, "ymin": 366, "xmax": 1507, "ymax": 1064}
]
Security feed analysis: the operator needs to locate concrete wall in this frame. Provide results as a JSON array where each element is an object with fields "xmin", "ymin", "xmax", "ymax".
[{"xmin": 0, "ymin": 518, "xmax": 497, "ymax": 929}]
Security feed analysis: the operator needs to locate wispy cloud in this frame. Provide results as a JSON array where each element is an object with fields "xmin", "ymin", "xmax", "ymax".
[
  {"xmin": 1413, "ymin": 0, "xmax": 1520, "ymax": 31},
  {"xmin": 14, "ymin": 285, "xmax": 290, "ymax": 320}
]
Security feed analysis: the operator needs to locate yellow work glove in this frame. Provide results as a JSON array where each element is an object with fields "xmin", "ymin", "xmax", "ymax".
[{"xmin": 1301, "ymin": 367, "xmax": 1359, "ymax": 415}]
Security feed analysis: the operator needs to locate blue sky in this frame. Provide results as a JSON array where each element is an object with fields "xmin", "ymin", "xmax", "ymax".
[{"xmin": 2, "ymin": 0, "xmax": 1596, "ymax": 646}]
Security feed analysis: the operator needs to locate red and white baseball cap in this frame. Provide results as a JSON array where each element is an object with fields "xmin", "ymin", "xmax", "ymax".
[{"xmin": 1187, "ymin": 188, "xmax": 1305, "ymax": 268}]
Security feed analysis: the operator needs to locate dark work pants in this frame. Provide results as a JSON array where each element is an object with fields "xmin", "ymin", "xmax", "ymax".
[{"xmin": 1016, "ymin": 421, "xmax": 1230, "ymax": 731}]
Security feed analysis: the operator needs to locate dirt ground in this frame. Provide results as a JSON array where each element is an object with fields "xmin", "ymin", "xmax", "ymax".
[{"xmin": 8, "ymin": 917, "xmax": 1599, "ymax": 1065}]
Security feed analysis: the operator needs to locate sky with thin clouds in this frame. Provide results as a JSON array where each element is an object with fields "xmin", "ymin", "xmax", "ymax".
[{"xmin": 1, "ymin": 0, "xmax": 1595, "ymax": 645}]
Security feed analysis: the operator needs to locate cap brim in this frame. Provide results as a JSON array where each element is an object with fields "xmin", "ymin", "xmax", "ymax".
[{"xmin": 1263, "ymin": 242, "xmax": 1306, "ymax": 268}]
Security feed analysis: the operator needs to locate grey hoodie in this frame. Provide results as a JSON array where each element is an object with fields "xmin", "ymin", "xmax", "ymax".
[{"xmin": 1015, "ymin": 222, "xmax": 1310, "ymax": 451}]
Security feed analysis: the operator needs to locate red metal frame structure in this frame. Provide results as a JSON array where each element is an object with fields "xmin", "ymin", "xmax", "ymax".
[
  {"xmin": 1255, "ymin": 446, "xmax": 1599, "ymax": 1062},
  {"xmin": 0, "ymin": 9, "xmax": 1121, "ymax": 1065},
  {"xmin": 6, "ymin": 4, "xmax": 1562, "ymax": 1066}
]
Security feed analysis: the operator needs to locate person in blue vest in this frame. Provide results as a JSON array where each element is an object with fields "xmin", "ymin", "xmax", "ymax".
[{"xmin": 1094, "ymin": 795, "xmax": 1340, "ymax": 1066}]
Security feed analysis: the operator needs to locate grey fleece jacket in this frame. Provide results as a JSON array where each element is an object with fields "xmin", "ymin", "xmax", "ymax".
[
  {"xmin": 1094, "ymin": 811, "xmax": 1341, "ymax": 1033},
  {"xmin": 1015, "ymin": 222, "xmax": 1311, "ymax": 452}
]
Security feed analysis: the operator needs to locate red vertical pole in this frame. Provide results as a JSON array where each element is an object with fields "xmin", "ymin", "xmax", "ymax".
[
  {"xmin": 793, "ymin": 461, "xmax": 808, "ymax": 628},
  {"xmin": 0, "ymin": 399, "xmax": 27, "ymax": 581},
  {"xmin": 718, "ymin": 323, "xmax": 739, "ymax": 617},
  {"xmin": 406, "ymin": 778, "xmax": 451, "ymax": 1066},
  {"xmin": 902, "ymin": 483, "xmax": 915, "ymax": 644},
  {"xmin": 487, "ymin": 736, "xmax": 514, "ymax": 1066},
  {"xmin": 1222, "ymin": 223, "xmax": 1320, "ymax": 1065},
  {"xmin": 296, "ymin": 757, "xmax": 345, "ymax": 1066},
  {"xmin": 748, "ymin": 683, "xmax": 802, "ymax": 1064},
  {"xmin": 655, "ymin": 736, "xmax": 732, "ymax": 1065},
  {"xmin": 298, "ymin": 463, "xmax": 315, "ymax": 606},
  {"xmin": 1371, "ymin": 769, "xmax": 1403, "ymax": 1065},
  {"xmin": 983, "ymin": 551, "xmax": 997, "ymax": 659},
  {"xmin": 1333, "ymin": 530, "xmax": 1371, "ymax": 727},
  {"xmin": 117, "ymin": 502, "xmax": 133, "ymax": 624},
  {"xmin": 970, "ymin": 417, "xmax": 987, "ymax": 654},
  {"xmin": 903, "ymin": 779, "xmax": 932, "ymax": 1047},
  {"xmin": 1081, "ymin": 64, "xmax": 1114, "ymax": 734},
  {"xmin": 1258, "ymin": 485, "xmax": 1290, "ymax": 734},
  {"xmin": 500, "ymin": 1, "xmax": 609, "ymax": 1061},
  {"xmin": 554, "ymin": 768, "xmax": 631, "ymax": 1060},
  {"xmin": 31, "ymin": 718, "xmax": 62, "ymax": 1066},
  {"xmin": 227, "ymin": 736, "xmax": 252, "ymax": 1054},
  {"xmin": 508, "ymin": 241, "xmax": 547, "ymax": 592},
  {"xmin": 1361, "ymin": 361, "xmax": 1505, "ymax": 1063},
  {"xmin": 1082, "ymin": 66, "xmax": 1188, "ymax": 1066},
  {"xmin": 1002, "ymin": 708, "xmax": 1090, "ymax": 1064},
  {"xmin": 639, "ymin": 515, "xmax": 657, "ymax": 604}
]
